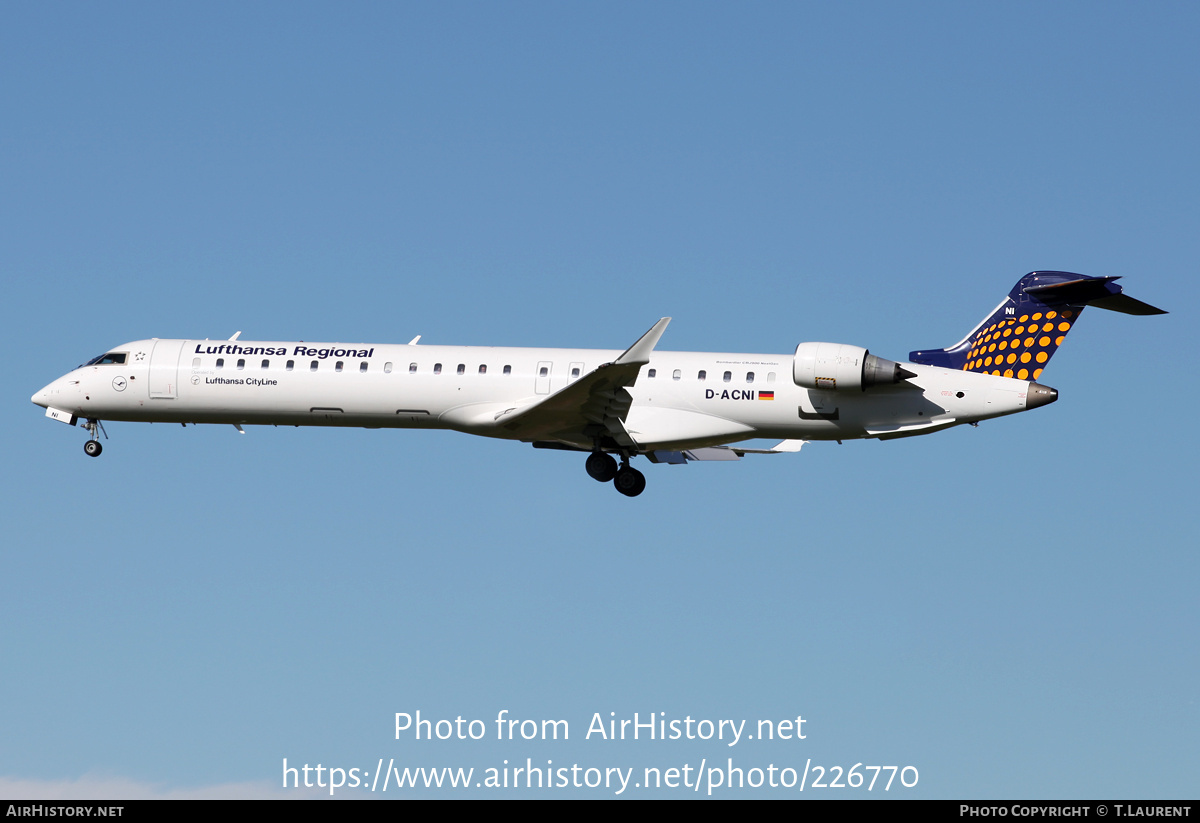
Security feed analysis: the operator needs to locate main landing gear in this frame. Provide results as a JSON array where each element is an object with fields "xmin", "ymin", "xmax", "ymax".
[
  {"xmin": 83, "ymin": 419, "xmax": 107, "ymax": 457},
  {"xmin": 586, "ymin": 451, "xmax": 646, "ymax": 497}
]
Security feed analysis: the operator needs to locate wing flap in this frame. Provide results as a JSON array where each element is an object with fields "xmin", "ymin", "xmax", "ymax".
[
  {"xmin": 645, "ymin": 440, "xmax": 809, "ymax": 464},
  {"xmin": 726, "ymin": 439, "xmax": 807, "ymax": 455}
]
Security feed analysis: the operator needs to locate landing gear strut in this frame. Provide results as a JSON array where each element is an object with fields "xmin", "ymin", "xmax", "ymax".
[{"xmin": 83, "ymin": 419, "xmax": 107, "ymax": 457}]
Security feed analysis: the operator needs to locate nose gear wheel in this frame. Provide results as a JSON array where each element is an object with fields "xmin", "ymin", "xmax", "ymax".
[{"xmin": 82, "ymin": 418, "xmax": 107, "ymax": 457}]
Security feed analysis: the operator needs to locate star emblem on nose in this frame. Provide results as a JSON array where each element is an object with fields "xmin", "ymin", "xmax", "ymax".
[{"xmin": 135, "ymin": 352, "xmax": 146, "ymax": 361}]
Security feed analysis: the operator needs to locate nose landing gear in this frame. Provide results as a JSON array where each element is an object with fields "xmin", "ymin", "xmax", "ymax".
[{"xmin": 83, "ymin": 419, "xmax": 107, "ymax": 457}]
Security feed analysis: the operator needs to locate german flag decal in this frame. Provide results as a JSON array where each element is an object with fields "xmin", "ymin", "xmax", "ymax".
[{"xmin": 758, "ymin": 391, "xmax": 775, "ymax": 400}]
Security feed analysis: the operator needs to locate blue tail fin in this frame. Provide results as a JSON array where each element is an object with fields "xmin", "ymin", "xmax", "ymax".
[{"xmin": 909, "ymin": 271, "xmax": 1166, "ymax": 380}]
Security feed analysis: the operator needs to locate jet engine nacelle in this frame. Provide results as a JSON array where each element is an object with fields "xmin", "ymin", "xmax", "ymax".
[{"xmin": 793, "ymin": 342, "xmax": 914, "ymax": 391}]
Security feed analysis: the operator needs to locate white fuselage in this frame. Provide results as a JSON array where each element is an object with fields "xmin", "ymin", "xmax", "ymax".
[{"xmin": 32, "ymin": 337, "xmax": 1045, "ymax": 451}]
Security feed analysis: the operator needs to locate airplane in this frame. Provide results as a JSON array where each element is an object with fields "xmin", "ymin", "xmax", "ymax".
[{"xmin": 32, "ymin": 271, "xmax": 1164, "ymax": 497}]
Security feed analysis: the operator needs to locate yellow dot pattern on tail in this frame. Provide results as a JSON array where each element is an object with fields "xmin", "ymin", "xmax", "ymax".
[{"xmin": 962, "ymin": 310, "xmax": 1075, "ymax": 379}]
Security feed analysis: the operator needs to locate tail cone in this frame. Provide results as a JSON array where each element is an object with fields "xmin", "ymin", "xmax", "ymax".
[{"xmin": 1026, "ymin": 382, "xmax": 1058, "ymax": 409}]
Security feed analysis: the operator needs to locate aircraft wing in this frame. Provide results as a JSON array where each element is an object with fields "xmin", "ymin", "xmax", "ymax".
[{"xmin": 492, "ymin": 318, "xmax": 671, "ymax": 449}]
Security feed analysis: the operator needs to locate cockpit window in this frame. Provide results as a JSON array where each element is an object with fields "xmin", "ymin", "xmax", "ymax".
[{"xmin": 83, "ymin": 352, "xmax": 127, "ymax": 366}]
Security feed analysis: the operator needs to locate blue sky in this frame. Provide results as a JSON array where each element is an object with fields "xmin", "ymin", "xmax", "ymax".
[{"xmin": 2, "ymin": 1, "xmax": 1196, "ymax": 798}]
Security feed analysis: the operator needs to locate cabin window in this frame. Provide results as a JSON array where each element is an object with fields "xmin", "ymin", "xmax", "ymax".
[
  {"xmin": 335, "ymin": 361, "xmax": 344, "ymax": 373},
  {"xmin": 539, "ymin": 366, "xmax": 548, "ymax": 377},
  {"xmin": 434, "ymin": 363, "xmax": 442, "ymax": 374},
  {"xmin": 479, "ymin": 365, "xmax": 487, "ymax": 374},
  {"xmin": 216, "ymin": 358, "xmax": 224, "ymax": 369},
  {"xmin": 310, "ymin": 361, "xmax": 318, "ymax": 371},
  {"xmin": 261, "ymin": 359, "xmax": 269, "ymax": 369},
  {"xmin": 698, "ymin": 370, "xmax": 707, "ymax": 381},
  {"xmin": 503, "ymin": 365, "xmax": 512, "ymax": 375},
  {"xmin": 409, "ymin": 362, "xmax": 417, "ymax": 373},
  {"xmin": 360, "ymin": 361, "xmax": 368, "ymax": 373},
  {"xmin": 384, "ymin": 362, "xmax": 393, "ymax": 373},
  {"xmin": 673, "ymin": 369, "xmax": 681, "ymax": 381},
  {"xmin": 723, "ymin": 371, "xmax": 731, "ymax": 382},
  {"xmin": 571, "ymin": 366, "xmax": 580, "ymax": 378},
  {"xmin": 192, "ymin": 357, "xmax": 201, "ymax": 367},
  {"xmin": 286, "ymin": 360, "xmax": 294, "ymax": 371},
  {"xmin": 237, "ymin": 359, "xmax": 245, "ymax": 370},
  {"xmin": 746, "ymin": 372, "xmax": 754, "ymax": 384},
  {"xmin": 457, "ymin": 364, "xmax": 465, "ymax": 375},
  {"xmin": 767, "ymin": 372, "xmax": 776, "ymax": 383},
  {"xmin": 647, "ymin": 369, "xmax": 656, "ymax": 378}
]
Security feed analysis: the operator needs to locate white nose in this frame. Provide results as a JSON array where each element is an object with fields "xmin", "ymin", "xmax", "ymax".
[{"xmin": 32, "ymin": 376, "xmax": 76, "ymax": 409}]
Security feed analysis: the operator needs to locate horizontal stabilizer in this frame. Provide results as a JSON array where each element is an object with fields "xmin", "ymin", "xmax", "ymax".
[
  {"xmin": 1085, "ymin": 293, "xmax": 1167, "ymax": 315},
  {"xmin": 1022, "ymin": 276, "xmax": 1167, "ymax": 314},
  {"xmin": 1021, "ymin": 276, "xmax": 1118, "ymax": 304}
]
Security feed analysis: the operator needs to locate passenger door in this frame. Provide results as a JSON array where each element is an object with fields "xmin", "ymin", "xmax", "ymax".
[{"xmin": 149, "ymin": 340, "xmax": 186, "ymax": 399}]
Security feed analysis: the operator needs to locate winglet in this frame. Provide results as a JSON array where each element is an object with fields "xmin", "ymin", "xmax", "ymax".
[{"xmin": 615, "ymin": 318, "xmax": 671, "ymax": 366}]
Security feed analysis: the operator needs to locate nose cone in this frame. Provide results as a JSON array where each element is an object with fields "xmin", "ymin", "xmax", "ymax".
[
  {"xmin": 1026, "ymin": 381, "xmax": 1058, "ymax": 410},
  {"xmin": 32, "ymin": 383, "xmax": 54, "ymax": 408},
  {"xmin": 32, "ymin": 374, "xmax": 79, "ymax": 410}
]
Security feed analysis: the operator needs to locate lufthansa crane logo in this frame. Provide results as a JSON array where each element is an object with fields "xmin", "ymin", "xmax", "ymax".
[{"xmin": 112, "ymin": 376, "xmax": 128, "ymax": 391}]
